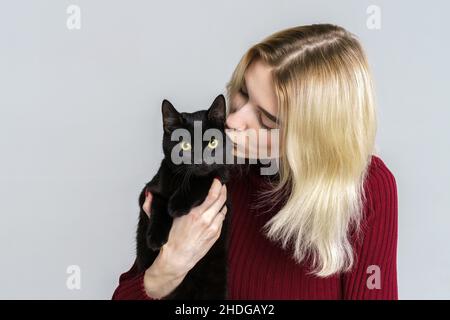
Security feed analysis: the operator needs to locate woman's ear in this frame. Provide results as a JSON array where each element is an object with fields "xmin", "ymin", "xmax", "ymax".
[
  {"xmin": 161, "ymin": 99, "xmax": 182, "ymax": 134},
  {"xmin": 207, "ymin": 94, "xmax": 226, "ymax": 126}
]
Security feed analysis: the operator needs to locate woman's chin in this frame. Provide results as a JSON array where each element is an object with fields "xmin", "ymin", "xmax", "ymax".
[{"xmin": 232, "ymin": 145, "xmax": 263, "ymax": 162}]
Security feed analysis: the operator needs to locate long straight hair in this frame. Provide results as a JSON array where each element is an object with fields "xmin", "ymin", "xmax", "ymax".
[{"xmin": 226, "ymin": 24, "xmax": 377, "ymax": 277}]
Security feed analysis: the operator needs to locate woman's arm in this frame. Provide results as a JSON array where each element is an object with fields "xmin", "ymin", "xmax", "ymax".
[
  {"xmin": 112, "ymin": 178, "xmax": 228, "ymax": 300},
  {"xmin": 112, "ymin": 246, "xmax": 189, "ymax": 300},
  {"xmin": 342, "ymin": 158, "xmax": 398, "ymax": 299},
  {"xmin": 111, "ymin": 248, "xmax": 188, "ymax": 300},
  {"xmin": 112, "ymin": 259, "xmax": 154, "ymax": 300}
]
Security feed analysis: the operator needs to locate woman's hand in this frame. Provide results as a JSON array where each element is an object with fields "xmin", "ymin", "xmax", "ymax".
[{"xmin": 142, "ymin": 178, "xmax": 228, "ymax": 298}]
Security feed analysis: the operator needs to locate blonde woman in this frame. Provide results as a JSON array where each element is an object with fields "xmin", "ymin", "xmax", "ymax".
[{"xmin": 113, "ymin": 24, "xmax": 398, "ymax": 300}]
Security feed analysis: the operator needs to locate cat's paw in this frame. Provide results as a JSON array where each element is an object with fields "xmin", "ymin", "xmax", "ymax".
[{"xmin": 146, "ymin": 233, "xmax": 168, "ymax": 251}]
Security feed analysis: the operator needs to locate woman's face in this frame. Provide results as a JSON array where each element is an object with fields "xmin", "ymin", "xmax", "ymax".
[{"xmin": 225, "ymin": 59, "xmax": 280, "ymax": 159}]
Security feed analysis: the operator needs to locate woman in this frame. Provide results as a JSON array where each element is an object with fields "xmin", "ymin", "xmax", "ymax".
[{"xmin": 112, "ymin": 24, "xmax": 398, "ymax": 300}]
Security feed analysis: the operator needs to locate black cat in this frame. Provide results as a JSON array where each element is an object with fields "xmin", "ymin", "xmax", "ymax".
[{"xmin": 136, "ymin": 94, "xmax": 234, "ymax": 299}]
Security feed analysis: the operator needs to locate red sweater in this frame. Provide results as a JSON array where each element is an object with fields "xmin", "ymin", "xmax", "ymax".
[{"xmin": 112, "ymin": 155, "xmax": 398, "ymax": 300}]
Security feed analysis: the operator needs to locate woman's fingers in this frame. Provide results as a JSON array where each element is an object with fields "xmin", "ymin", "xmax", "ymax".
[
  {"xmin": 142, "ymin": 191, "xmax": 152, "ymax": 217},
  {"xmin": 195, "ymin": 178, "xmax": 222, "ymax": 213},
  {"xmin": 208, "ymin": 205, "xmax": 227, "ymax": 239},
  {"xmin": 211, "ymin": 205, "xmax": 227, "ymax": 227},
  {"xmin": 202, "ymin": 183, "xmax": 227, "ymax": 225}
]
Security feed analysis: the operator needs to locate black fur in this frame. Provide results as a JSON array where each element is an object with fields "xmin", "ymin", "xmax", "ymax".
[{"xmin": 136, "ymin": 94, "xmax": 234, "ymax": 299}]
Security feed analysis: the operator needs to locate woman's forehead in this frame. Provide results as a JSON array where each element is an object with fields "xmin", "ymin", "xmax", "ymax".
[{"xmin": 244, "ymin": 59, "xmax": 278, "ymax": 115}]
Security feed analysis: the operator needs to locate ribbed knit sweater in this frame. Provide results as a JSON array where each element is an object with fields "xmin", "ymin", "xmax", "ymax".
[{"xmin": 112, "ymin": 155, "xmax": 398, "ymax": 300}]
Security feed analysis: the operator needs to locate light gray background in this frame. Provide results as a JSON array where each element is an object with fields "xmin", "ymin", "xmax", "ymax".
[{"xmin": 0, "ymin": 0, "xmax": 449, "ymax": 299}]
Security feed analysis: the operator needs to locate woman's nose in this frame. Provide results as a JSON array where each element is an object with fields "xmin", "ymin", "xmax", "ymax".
[
  {"xmin": 226, "ymin": 113, "xmax": 245, "ymax": 131},
  {"xmin": 226, "ymin": 105, "xmax": 250, "ymax": 131}
]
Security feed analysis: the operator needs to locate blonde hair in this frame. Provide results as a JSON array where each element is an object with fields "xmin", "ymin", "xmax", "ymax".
[{"xmin": 226, "ymin": 24, "xmax": 377, "ymax": 277}]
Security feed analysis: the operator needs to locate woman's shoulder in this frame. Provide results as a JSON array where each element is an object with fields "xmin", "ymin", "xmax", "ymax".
[
  {"xmin": 365, "ymin": 155, "xmax": 397, "ymax": 195},
  {"xmin": 363, "ymin": 154, "xmax": 398, "ymax": 223}
]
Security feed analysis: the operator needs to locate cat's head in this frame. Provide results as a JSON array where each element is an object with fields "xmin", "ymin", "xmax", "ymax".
[{"xmin": 160, "ymin": 94, "xmax": 232, "ymax": 176}]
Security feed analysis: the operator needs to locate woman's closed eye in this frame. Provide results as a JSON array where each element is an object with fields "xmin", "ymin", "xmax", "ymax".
[
  {"xmin": 238, "ymin": 87, "xmax": 248, "ymax": 98},
  {"xmin": 237, "ymin": 86, "xmax": 278, "ymax": 129},
  {"xmin": 258, "ymin": 110, "xmax": 272, "ymax": 129}
]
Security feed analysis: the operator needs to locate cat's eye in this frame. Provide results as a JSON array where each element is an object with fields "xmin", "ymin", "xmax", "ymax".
[
  {"xmin": 180, "ymin": 141, "xmax": 191, "ymax": 151},
  {"xmin": 207, "ymin": 138, "xmax": 218, "ymax": 149}
]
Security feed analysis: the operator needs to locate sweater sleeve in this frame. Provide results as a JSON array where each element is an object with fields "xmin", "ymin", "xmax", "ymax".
[
  {"xmin": 111, "ymin": 259, "xmax": 157, "ymax": 300},
  {"xmin": 341, "ymin": 158, "xmax": 398, "ymax": 299}
]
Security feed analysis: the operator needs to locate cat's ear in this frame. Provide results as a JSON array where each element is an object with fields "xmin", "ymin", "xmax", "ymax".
[
  {"xmin": 162, "ymin": 99, "xmax": 182, "ymax": 134},
  {"xmin": 207, "ymin": 94, "xmax": 226, "ymax": 125}
]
